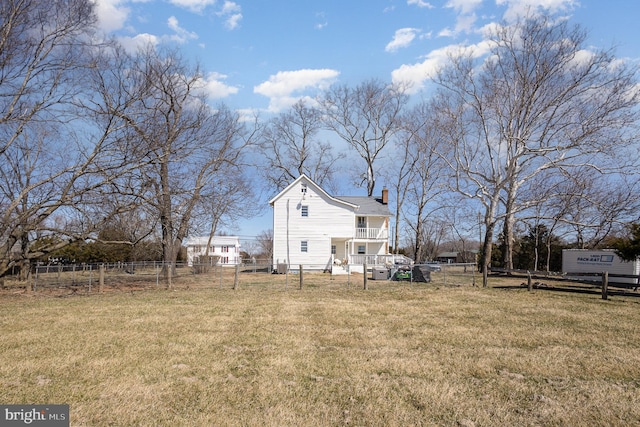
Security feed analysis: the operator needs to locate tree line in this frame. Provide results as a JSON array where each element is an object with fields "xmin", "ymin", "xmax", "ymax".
[{"xmin": 1, "ymin": 0, "xmax": 639, "ymax": 286}]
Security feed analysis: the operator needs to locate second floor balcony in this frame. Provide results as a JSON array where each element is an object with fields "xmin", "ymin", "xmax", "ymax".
[{"xmin": 355, "ymin": 227, "xmax": 388, "ymax": 240}]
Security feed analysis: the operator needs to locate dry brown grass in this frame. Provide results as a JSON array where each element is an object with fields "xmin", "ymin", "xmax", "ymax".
[{"xmin": 1, "ymin": 272, "xmax": 639, "ymax": 426}]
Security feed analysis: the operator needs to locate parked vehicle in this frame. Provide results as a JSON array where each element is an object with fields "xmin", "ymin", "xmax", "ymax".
[
  {"xmin": 424, "ymin": 262, "xmax": 441, "ymax": 272},
  {"xmin": 562, "ymin": 249, "xmax": 640, "ymax": 285}
]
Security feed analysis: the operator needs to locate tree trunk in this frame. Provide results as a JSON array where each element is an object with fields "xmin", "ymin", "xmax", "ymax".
[
  {"xmin": 481, "ymin": 223, "xmax": 495, "ymax": 288},
  {"xmin": 481, "ymin": 195, "xmax": 500, "ymax": 288},
  {"xmin": 502, "ymin": 180, "xmax": 519, "ymax": 270}
]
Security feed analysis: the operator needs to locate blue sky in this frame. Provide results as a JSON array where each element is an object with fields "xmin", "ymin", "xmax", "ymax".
[{"xmin": 94, "ymin": 0, "xmax": 640, "ymax": 240}]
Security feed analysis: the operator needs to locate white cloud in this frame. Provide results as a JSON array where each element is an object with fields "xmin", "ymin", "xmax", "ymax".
[
  {"xmin": 439, "ymin": 16, "xmax": 478, "ymax": 38},
  {"xmin": 407, "ymin": 0, "xmax": 434, "ymax": 8},
  {"xmin": 454, "ymin": 13, "xmax": 478, "ymax": 34},
  {"xmin": 168, "ymin": 0, "xmax": 216, "ymax": 13},
  {"xmin": 438, "ymin": 28, "xmax": 455, "ymax": 38},
  {"xmin": 167, "ymin": 16, "xmax": 198, "ymax": 43},
  {"xmin": 225, "ymin": 13, "xmax": 243, "ymax": 30},
  {"xmin": 93, "ymin": 0, "xmax": 130, "ymax": 33},
  {"xmin": 217, "ymin": 1, "xmax": 243, "ymax": 30},
  {"xmin": 254, "ymin": 69, "xmax": 340, "ymax": 112},
  {"xmin": 391, "ymin": 41, "xmax": 492, "ymax": 93},
  {"xmin": 200, "ymin": 72, "xmax": 240, "ymax": 99},
  {"xmin": 117, "ymin": 33, "xmax": 159, "ymax": 53},
  {"xmin": 315, "ymin": 12, "xmax": 328, "ymax": 30},
  {"xmin": 445, "ymin": 0, "xmax": 482, "ymax": 14},
  {"xmin": 439, "ymin": 0, "xmax": 482, "ymax": 38},
  {"xmin": 386, "ymin": 28, "xmax": 421, "ymax": 53},
  {"xmin": 496, "ymin": 0, "xmax": 579, "ymax": 22}
]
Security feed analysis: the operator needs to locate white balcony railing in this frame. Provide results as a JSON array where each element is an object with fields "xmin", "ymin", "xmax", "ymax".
[{"xmin": 355, "ymin": 227, "xmax": 388, "ymax": 240}]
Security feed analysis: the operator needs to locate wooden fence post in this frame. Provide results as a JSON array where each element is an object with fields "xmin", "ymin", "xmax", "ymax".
[
  {"xmin": 99, "ymin": 264, "xmax": 105, "ymax": 293},
  {"xmin": 233, "ymin": 264, "xmax": 239, "ymax": 290},
  {"xmin": 363, "ymin": 263, "xmax": 368, "ymax": 290},
  {"xmin": 299, "ymin": 264, "xmax": 303, "ymax": 290},
  {"xmin": 527, "ymin": 271, "xmax": 532, "ymax": 292},
  {"xmin": 29, "ymin": 267, "xmax": 36, "ymax": 293},
  {"xmin": 601, "ymin": 271, "xmax": 608, "ymax": 300},
  {"xmin": 443, "ymin": 264, "xmax": 447, "ymax": 286}
]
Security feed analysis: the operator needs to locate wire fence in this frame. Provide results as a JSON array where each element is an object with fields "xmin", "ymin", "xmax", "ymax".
[{"xmin": 1, "ymin": 261, "xmax": 479, "ymax": 295}]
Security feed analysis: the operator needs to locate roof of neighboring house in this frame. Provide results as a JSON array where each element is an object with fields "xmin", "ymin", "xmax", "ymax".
[
  {"xmin": 185, "ymin": 236, "xmax": 240, "ymax": 246},
  {"xmin": 437, "ymin": 252, "xmax": 459, "ymax": 258},
  {"xmin": 336, "ymin": 196, "xmax": 392, "ymax": 217}
]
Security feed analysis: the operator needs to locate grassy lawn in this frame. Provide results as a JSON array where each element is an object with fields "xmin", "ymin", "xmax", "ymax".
[{"xmin": 1, "ymin": 275, "xmax": 639, "ymax": 426}]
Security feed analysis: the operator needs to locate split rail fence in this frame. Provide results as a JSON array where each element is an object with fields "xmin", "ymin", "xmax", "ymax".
[{"xmin": 490, "ymin": 267, "xmax": 640, "ymax": 300}]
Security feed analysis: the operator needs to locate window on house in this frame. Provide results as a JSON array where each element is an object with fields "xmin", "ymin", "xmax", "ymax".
[
  {"xmin": 301, "ymin": 205, "xmax": 308, "ymax": 217},
  {"xmin": 301, "ymin": 183, "xmax": 307, "ymax": 194},
  {"xmin": 357, "ymin": 216, "xmax": 366, "ymax": 228},
  {"xmin": 358, "ymin": 245, "xmax": 366, "ymax": 255},
  {"xmin": 301, "ymin": 241, "xmax": 308, "ymax": 252},
  {"xmin": 222, "ymin": 246, "xmax": 229, "ymax": 253},
  {"xmin": 331, "ymin": 245, "xmax": 336, "ymax": 255}
]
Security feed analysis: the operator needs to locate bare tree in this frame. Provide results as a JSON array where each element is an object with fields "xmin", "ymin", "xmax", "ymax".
[
  {"xmin": 0, "ymin": 0, "xmax": 96, "ymax": 156},
  {"xmin": 255, "ymin": 229, "xmax": 273, "ymax": 262},
  {"xmin": 108, "ymin": 46, "xmax": 250, "ymax": 286},
  {"xmin": 395, "ymin": 101, "xmax": 449, "ymax": 261},
  {"xmin": 430, "ymin": 13, "xmax": 640, "ymax": 285},
  {"xmin": 401, "ymin": 217, "xmax": 449, "ymax": 262},
  {"xmin": 258, "ymin": 100, "xmax": 340, "ymax": 194},
  {"xmin": 193, "ymin": 171, "xmax": 260, "ymax": 260},
  {"xmin": 319, "ymin": 79, "xmax": 408, "ymax": 196},
  {"xmin": 0, "ymin": 0, "xmax": 140, "ymax": 278},
  {"xmin": 550, "ymin": 170, "xmax": 640, "ymax": 249}
]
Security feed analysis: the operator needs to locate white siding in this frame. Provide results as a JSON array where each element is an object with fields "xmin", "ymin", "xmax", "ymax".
[
  {"xmin": 562, "ymin": 249, "xmax": 640, "ymax": 284},
  {"xmin": 272, "ymin": 178, "xmax": 355, "ymax": 268},
  {"xmin": 271, "ymin": 175, "xmax": 392, "ymax": 269},
  {"xmin": 185, "ymin": 236, "xmax": 241, "ymax": 266}
]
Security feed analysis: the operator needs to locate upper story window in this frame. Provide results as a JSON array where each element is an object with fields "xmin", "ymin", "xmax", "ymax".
[
  {"xmin": 301, "ymin": 205, "xmax": 309, "ymax": 217},
  {"xmin": 301, "ymin": 241, "xmax": 308, "ymax": 252},
  {"xmin": 222, "ymin": 246, "xmax": 229, "ymax": 253},
  {"xmin": 357, "ymin": 216, "xmax": 367, "ymax": 228},
  {"xmin": 301, "ymin": 183, "xmax": 307, "ymax": 194}
]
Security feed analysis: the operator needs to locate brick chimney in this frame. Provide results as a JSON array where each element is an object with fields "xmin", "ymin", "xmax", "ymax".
[{"xmin": 382, "ymin": 187, "xmax": 388, "ymax": 204}]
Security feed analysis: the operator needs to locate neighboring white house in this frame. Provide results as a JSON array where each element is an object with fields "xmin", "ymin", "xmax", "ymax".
[
  {"xmin": 269, "ymin": 174, "xmax": 405, "ymax": 273},
  {"xmin": 185, "ymin": 236, "xmax": 241, "ymax": 266}
]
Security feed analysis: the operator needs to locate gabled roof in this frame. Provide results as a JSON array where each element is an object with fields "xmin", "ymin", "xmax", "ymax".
[
  {"xmin": 269, "ymin": 174, "xmax": 391, "ymax": 217},
  {"xmin": 268, "ymin": 174, "xmax": 358, "ymax": 209}
]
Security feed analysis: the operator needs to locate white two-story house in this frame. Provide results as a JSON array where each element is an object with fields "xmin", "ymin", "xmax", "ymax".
[
  {"xmin": 270, "ymin": 174, "xmax": 403, "ymax": 273},
  {"xmin": 185, "ymin": 235, "xmax": 241, "ymax": 266}
]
